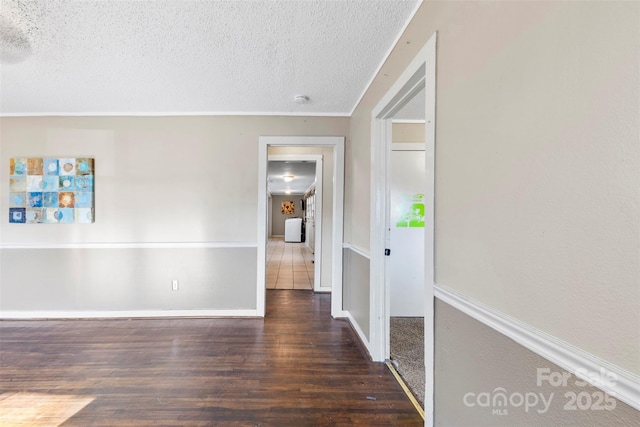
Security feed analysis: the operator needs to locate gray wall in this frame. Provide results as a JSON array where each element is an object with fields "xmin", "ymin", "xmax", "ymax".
[
  {"xmin": 1, "ymin": 247, "xmax": 256, "ymax": 311},
  {"xmin": 271, "ymin": 194, "xmax": 303, "ymax": 236},
  {"xmin": 435, "ymin": 300, "xmax": 640, "ymax": 426},
  {"xmin": 342, "ymin": 247, "xmax": 370, "ymax": 340}
]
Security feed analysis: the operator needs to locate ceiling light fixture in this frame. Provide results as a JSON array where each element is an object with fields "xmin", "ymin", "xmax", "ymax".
[
  {"xmin": 294, "ymin": 95, "xmax": 309, "ymax": 104},
  {"xmin": 283, "ymin": 175, "xmax": 294, "ymax": 182}
]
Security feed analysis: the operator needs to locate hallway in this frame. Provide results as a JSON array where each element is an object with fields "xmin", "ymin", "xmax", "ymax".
[
  {"xmin": 0, "ymin": 290, "xmax": 422, "ymax": 426},
  {"xmin": 266, "ymin": 237, "xmax": 315, "ymax": 290}
]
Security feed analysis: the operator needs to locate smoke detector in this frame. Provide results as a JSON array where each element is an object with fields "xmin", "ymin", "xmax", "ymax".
[{"xmin": 294, "ymin": 95, "xmax": 309, "ymax": 104}]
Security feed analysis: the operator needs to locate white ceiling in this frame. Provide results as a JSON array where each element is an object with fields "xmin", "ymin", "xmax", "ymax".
[
  {"xmin": 0, "ymin": 0, "xmax": 420, "ymax": 115},
  {"xmin": 268, "ymin": 161, "xmax": 316, "ymax": 195}
]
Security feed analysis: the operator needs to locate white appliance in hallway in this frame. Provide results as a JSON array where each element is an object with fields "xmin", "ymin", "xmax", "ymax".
[{"xmin": 284, "ymin": 218, "xmax": 303, "ymax": 243}]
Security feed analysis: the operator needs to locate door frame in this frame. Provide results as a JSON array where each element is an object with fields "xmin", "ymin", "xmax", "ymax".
[
  {"xmin": 267, "ymin": 154, "xmax": 324, "ymax": 292},
  {"xmin": 257, "ymin": 136, "xmax": 345, "ymax": 317},
  {"xmin": 370, "ymin": 32, "xmax": 436, "ymax": 425}
]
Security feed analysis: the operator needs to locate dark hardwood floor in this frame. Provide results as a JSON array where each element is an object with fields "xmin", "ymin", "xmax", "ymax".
[{"xmin": 0, "ymin": 290, "xmax": 422, "ymax": 426}]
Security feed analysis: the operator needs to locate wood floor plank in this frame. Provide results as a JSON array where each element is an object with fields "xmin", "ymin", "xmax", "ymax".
[{"xmin": 0, "ymin": 290, "xmax": 422, "ymax": 426}]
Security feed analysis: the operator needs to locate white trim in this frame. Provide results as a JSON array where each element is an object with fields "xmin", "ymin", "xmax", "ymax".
[
  {"xmin": 258, "ymin": 136, "xmax": 345, "ymax": 319},
  {"xmin": 268, "ymin": 154, "xmax": 324, "ymax": 293},
  {"xmin": 391, "ymin": 119, "xmax": 427, "ymax": 124},
  {"xmin": 313, "ymin": 158, "xmax": 324, "ymax": 292},
  {"xmin": 257, "ymin": 141, "xmax": 268, "ymax": 317},
  {"xmin": 0, "ymin": 111, "xmax": 351, "ymax": 118},
  {"xmin": 315, "ymin": 286, "xmax": 332, "ymax": 293},
  {"xmin": 391, "ymin": 142, "xmax": 426, "ymax": 151},
  {"xmin": 369, "ymin": 115, "xmax": 389, "ymax": 362},
  {"xmin": 332, "ymin": 138, "xmax": 345, "ymax": 318},
  {"xmin": 0, "ymin": 309, "xmax": 258, "ymax": 320},
  {"xmin": 268, "ymin": 154, "xmax": 322, "ymax": 162},
  {"xmin": 342, "ymin": 242, "xmax": 370, "ymax": 259},
  {"xmin": 0, "ymin": 242, "xmax": 257, "ymax": 250},
  {"xmin": 434, "ymin": 284, "xmax": 640, "ymax": 412},
  {"xmin": 349, "ymin": 0, "xmax": 424, "ymax": 115},
  {"xmin": 370, "ymin": 32, "xmax": 437, "ymax": 427},
  {"xmin": 303, "ymin": 181, "xmax": 315, "ymax": 195},
  {"xmin": 370, "ymin": 37, "xmax": 435, "ymax": 353},
  {"xmin": 346, "ymin": 312, "xmax": 372, "ymax": 358},
  {"xmin": 423, "ymin": 36, "xmax": 437, "ymax": 427}
]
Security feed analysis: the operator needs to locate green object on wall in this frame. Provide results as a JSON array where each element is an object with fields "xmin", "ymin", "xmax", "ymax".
[{"xmin": 395, "ymin": 194, "xmax": 425, "ymax": 228}]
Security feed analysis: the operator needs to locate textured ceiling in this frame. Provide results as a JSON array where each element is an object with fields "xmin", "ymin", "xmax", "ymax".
[
  {"xmin": 394, "ymin": 86, "xmax": 425, "ymax": 121},
  {"xmin": 0, "ymin": 0, "xmax": 419, "ymax": 115}
]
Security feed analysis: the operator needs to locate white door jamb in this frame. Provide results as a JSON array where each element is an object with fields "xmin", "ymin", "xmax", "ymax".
[
  {"xmin": 268, "ymin": 154, "xmax": 324, "ymax": 292},
  {"xmin": 257, "ymin": 136, "xmax": 345, "ymax": 318},
  {"xmin": 370, "ymin": 32, "xmax": 437, "ymax": 427}
]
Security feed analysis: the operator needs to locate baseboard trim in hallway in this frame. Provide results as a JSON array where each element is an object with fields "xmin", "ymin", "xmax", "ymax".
[{"xmin": 0, "ymin": 309, "xmax": 259, "ymax": 320}]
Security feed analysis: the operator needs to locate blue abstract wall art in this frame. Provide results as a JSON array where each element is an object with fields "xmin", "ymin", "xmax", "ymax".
[{"xmin": 9, "ymin": 157, "xmax": 95, "ymax": 224}]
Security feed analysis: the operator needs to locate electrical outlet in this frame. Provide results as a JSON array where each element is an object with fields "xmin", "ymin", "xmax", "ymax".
[{"xmin": 171, "ymin": 279, "xmax": 179, "ymax": 291}]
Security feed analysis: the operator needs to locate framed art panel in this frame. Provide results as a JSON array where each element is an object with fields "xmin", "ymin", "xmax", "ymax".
[{"xmin": 9, "ymin": 157, "xmax": 95, "ymax": 224}]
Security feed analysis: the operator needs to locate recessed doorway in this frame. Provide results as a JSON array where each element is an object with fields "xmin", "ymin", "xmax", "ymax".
[
  {"xmin": 257, "ymin": 136, "xmax": 345, "ymax": 318},
  {"xmin": 370, "ymin": 32, "xmax": 437, "ymax": 424},
  {"xmin": 266, "ymin": 155, "xmax": 322, "ymax": 291}
]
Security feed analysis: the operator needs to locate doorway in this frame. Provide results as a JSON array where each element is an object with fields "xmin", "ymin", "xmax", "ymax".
[
  {"xmin": 267, "ymin": 155, "xmax": 323, "ymax": 291},
  {"xmin": 370, "ymin": 32, "xmax": 437, "ymax": 425},
  {"xmin": 389, "ymin": 137, "xmax": 426, "ymax": 408},
  {"xmin": 257, "ymin": 136, "xmax": 345, "ymax": 318}
]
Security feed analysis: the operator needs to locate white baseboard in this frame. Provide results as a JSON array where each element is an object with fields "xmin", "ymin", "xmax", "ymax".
[
  {"xmin": 0, "ymin": 242, "xmax": 258, "ymax": 249},
  {"xmin": 434, "ymin": 284, "xmax": 640, "ymax": 412},
  {"xmin": 0, "ymin": 309, "xmax": 259, "ymax": 320},
  {"xmin": 315, "ymin": 286, "xmax": 332, "ymax": 293},
  {"xmin": 345, "ymin": 312, "xmax": 373, "ymax": 359},
  {"xmin": 332, "ymin": 309, "xmax": 348, "ymax": 318}
]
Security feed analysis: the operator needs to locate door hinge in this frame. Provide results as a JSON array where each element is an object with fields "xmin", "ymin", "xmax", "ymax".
[{"xmin": 385, "ymin": 248, "xmax": 391, "ymax": 256}]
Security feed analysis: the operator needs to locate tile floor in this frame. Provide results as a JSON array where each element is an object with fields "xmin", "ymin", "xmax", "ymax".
[{"xmin": 266, "ymin": 237, "xmax": 315, "ymax": 290}]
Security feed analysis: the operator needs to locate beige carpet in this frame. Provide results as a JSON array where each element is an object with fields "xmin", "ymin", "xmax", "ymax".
[{"xmin": 390, "ymin": 317, "xmax": 425, "ymax": 407}]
